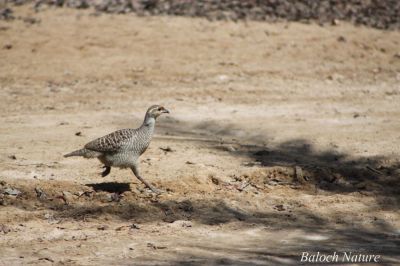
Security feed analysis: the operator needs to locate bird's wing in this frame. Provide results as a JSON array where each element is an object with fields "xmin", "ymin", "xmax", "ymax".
[{"xmin": 84, "ymin": 128, "xmax": 135, "ymax": 153}]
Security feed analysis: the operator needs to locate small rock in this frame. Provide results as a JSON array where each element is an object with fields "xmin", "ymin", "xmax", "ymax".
[
  {"xmin": 243, "ymin": 162, "xmax": 261, "ymax": 167},
  {"xmin": 61, "ymin": 191, "xmax": 74, "ymax": 204},
  {"xmin": 210, "ymin": 175, "xmax": 220, "ymax": 185},
  {"xmin": 216, "ymin": 74, "xmax": 230, "ymax": 83},
  {"xmin": 147, "ymin": 243, "xmax": 166, "ymax": 249},
  {"xmin": 3, "ymin": 44, "xmax": 12, "ymax": 50},
  {"xmin": 38, "ymin": 257, "xmax": 54, "ymax": 263},
  {"xmin": 337, "ymin": 36, "xmax": 346, "ymax": 42},
  {"xmin": 115, "ymin": 223, "xmax": 140, "ymax": 231},
  {"xmin": 44, "ymin": 213, "xmax": 60, "ymax": 224},
  {"xmin": 35, "ymin": 187, "xmax": 47, "ymax": 200},
  {"xmin": 147, "ymin": 243, "xmax": 156, "ymax": 249},
  {"xmin": 74, "ymin": 190, "xmax": 92, "ymax": 198},
  {"xmin": 75, "ymin": 131, "xmax": 82, "ymax": 136},
  {"xmin": 265, "ymin": 180, "xmax": 279, "ymax": 186},
  {"xmin": 130, "ymin": 223, "xmax": 140, "ymax": 230},
  {"xmin": 23, "ymin": 17, "xmax": 40, "ymax": 24},
  {"xmin": 236, "ymin": 182, "xmax": 249, "ymax": 192},
  {"xmin": 372, "ymin": 68, "xmax": 381, "ymax": 73},
  {"xmin": 3, "ymin": 187, "xmax": 22, "ymax": 196},
  {"xmin": 327, "ymin": 73, "xmax": 344, "ymax": 82},
  {"xmin": 331, "ymin": 19, "xmax": 340, "ymax": 26},
  {"xmin": 159, "ymin": 146, "xmax": 173, "ymax": 153},
  {"xmin": 294, "ymin": 166, "xmax": 307, "ymax": 184},
  {"xmin": 222, "ymin": 145, "xmax": 236, "ymax": 152},
  {"xmin": 97, "ymin": 225, "xmax": 109, "ymax": 230},
  {"xmin": 8, "ymin": 155, "xmax": 17, "ymax": 160},
  {"xmin": 107, "ymin": 192, "xmax": 122, "ymax": 202},
  {"xmin": 0, "ymin": 224, "xmax": 11, "ymax": 234},
  {"xmin": 170, "ymin": 220, "xmax": 192, "ymax": 228},
  {"xmin": 274, "ymin": 205, "xmax": 285, "ymax": 211},
  {"xmin": 74, "ymin": 191, "xmax": 85, "ymax": 197},
  {"xmin": 0, "ymin": 8, "xmax": 14, "ymax": 20}
]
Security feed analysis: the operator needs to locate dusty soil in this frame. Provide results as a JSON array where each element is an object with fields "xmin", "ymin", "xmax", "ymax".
[{"xmin": 0, "ymin": 6, "xmax": 400, "ymax": 266}]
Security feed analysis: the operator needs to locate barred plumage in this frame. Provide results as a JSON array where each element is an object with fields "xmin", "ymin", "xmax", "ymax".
[
  {"xmin": 64, "ymin": 105, "xmax": 170, "ymax": 193},
  {"xmin": 84, "ymin": 128, "xmax": 135, "ymax": 153}
]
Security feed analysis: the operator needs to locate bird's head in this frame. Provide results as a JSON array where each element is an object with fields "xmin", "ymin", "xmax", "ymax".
[{"xmin": 146, "ymin": 105, "xmax": 170, "ymax": 119}]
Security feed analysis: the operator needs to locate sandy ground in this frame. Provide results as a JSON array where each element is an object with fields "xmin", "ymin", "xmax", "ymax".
[{"xmin": 0, "ymin": 5, "xmax": 400, "ymax": 266}]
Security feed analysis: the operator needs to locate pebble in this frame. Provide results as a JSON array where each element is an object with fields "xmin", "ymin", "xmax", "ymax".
[{"xmin": 4, "ymin": 1, "xmax": 398, "ymax": 30}]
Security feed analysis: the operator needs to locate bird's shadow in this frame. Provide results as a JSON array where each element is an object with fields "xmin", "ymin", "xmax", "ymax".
[{"xmin": 86, "ymin": 182, "xmax": 131, "ymax": 193}]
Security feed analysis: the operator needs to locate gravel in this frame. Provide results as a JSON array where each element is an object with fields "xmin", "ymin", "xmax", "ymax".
[{"xmin": 2, "ymin": 0, "xmax": 400, "ymax": 30}]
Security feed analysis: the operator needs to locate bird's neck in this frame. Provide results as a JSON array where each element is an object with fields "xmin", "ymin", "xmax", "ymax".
[{"xmin": 142, "ymin": 114, "xmax": 156, "ymax": 129}]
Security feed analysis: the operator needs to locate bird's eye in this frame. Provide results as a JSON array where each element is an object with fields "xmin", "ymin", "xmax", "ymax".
[{"xmin": 158, "ymin": 107, "xmax": 162, "ymax": 111}]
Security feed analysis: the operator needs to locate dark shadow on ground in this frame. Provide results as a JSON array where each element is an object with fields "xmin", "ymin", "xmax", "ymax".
[
  {"xmin": 160, "ymin": 236, "xmax": 399, "ymax": 266},
  {"xmin": 157, "ymin": 118, "xmax": 400, "ymax": 208},
  {"xmin": 86, "ymin": 182, "xmax": 131, "ymax": 194}
]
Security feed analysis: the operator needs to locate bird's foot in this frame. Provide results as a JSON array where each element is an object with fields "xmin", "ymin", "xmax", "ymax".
[{"xmin": 101, "ymin": 166, "xmax": 111, "ymax": 177}]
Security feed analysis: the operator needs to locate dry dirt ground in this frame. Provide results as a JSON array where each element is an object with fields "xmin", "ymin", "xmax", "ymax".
[{"xmin": 0, "ymin": 5, "xmax": 400, "ymax": 266}]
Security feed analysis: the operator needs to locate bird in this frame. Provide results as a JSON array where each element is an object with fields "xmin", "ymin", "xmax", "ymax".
[{"xmin": 64, "ymin": 105, "xmax": 170, "ymax": 194}]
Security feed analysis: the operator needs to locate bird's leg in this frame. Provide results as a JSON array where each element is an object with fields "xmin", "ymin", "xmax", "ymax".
[
  {"xmin": 101, "ymin": 166, "xmax": 111, "ymax": 177},
  {"xmin": 131, "ymin": 165, "xmax": 161, "ymax": 194}
]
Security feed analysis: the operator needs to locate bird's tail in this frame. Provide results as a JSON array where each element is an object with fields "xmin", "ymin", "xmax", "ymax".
[{"xmin": 64, "ymin": 148, "xmax": 90, "ymax": 158}]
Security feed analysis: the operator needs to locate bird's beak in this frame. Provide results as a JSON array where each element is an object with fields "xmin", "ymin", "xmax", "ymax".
[{"xmin": 162, "ymin": 108, "xmax": 170, "ymax": 114}]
